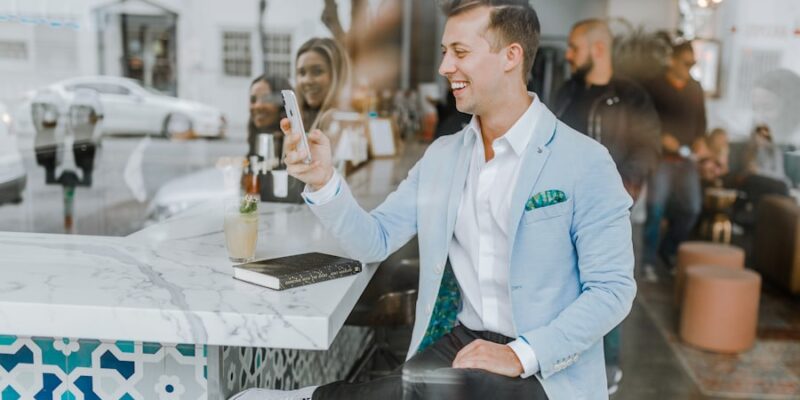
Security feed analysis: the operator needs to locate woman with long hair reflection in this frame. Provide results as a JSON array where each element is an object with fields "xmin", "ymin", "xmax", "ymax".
[
  {"xmin": 295, "ymin": 37, "xmax": 352, "ymax": 142},
  {"xmin": 247, "ymin": 74, "xmax": 292, "ymax": 158}
]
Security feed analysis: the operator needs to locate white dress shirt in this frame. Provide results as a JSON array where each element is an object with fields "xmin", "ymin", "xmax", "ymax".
[
  {"xmin": 303, "ymin": 95, "xmax": 544, "ymax": 378},
  {"xmin": 448, "ymin": 95, "xmax": 542, "ymax": 378}
]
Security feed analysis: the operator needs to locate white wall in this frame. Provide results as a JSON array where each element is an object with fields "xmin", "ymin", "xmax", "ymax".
[
  {"xmin": 705, "ymin": 0, "xmax": 800, "ymax": 142},
  {"xmin": 606, "ymin": 0, "xmax": 679, "ymax": 33},
  {"xmin": 0, "ymin": 0, "xmax": 104, "ymax": 104},
  {"xmin": 531, "ymin": 0, "xmax": 609, "ymax": 39}
]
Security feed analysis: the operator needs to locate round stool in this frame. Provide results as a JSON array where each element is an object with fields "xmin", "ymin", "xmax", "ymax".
[
  {"xmin": 675, "ymin": 242, "xmax": 745, "ymax": 305},
  {"xmin": 680, "ymin": 265, "xmax": 761, "ymax": 353}
]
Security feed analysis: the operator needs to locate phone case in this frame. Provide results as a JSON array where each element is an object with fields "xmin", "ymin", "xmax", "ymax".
[{"xmin": 281, "ymin": 90, "xmax": 312, "ymax": 164}]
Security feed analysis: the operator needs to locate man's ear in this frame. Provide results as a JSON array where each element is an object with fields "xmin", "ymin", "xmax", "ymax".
[
  {"xmin": 504, "ymin": 43, "xmax": 524, "ymax": 73},
  {"xmin": 592, "ymin": 40, "xmax": 607, "ymax": 60}
]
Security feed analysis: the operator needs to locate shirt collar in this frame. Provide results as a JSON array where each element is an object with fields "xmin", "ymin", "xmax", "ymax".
[{"xmin": 462, "ymin": 93, "xmax": 542, "ymax": 157}]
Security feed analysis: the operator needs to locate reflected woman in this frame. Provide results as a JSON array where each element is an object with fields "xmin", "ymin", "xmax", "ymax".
[
  {"xmin": 247, "ymin": 74, "xmax": 292, "ymax": 158},
  {"xmin": 295, "ymin": 37, "xmax": 352, "ymax": 140}
]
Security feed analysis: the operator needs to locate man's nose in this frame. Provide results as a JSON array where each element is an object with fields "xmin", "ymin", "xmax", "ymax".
[{"xmin": 438, "ymin": 56, "xmax": 455, "ymax": 77}]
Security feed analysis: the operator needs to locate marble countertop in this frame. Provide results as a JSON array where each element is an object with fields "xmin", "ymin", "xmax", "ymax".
[{"xmin": 0, "ymin": 144, "xmax": 421, "ymax": 350}]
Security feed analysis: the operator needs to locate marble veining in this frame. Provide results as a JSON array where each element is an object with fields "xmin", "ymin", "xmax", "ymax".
[{"xmin": 0, "ymin": 144, "xmax": 424, "ymax": 351}]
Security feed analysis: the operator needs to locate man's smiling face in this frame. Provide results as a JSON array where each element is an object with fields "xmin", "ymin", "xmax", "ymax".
[{"xmin": 439, "ymin": 6, "xmax": 508, "ymax": 116}]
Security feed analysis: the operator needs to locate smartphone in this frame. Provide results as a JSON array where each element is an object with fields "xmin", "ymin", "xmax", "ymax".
[{"xmin": 281, "ymin": 90, "xmax": 312, "ymax": 164}]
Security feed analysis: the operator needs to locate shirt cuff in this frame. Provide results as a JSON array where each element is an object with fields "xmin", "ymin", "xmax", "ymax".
[
  {"xmin": 302, "ymin": 171, "xmax": 342, "ymax": 206},
  {"xmin": 507, "ymin": 338, "xmax": 540, "ymax": 379}
]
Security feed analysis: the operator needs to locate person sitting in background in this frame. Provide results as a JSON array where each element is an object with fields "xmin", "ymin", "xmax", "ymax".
[
  {"xmin": 295, "ymin": 37, "xmax": 352, "ymax": 141},
  {"xmin": 736, "ymin": 124, "xmax": 790, "ymax": 208},
  {"xmin": 744, "ymin": 125, "xmax": 788, "ymax": 183},
  {"xmin": 727, "ymin": 124, "xmax": 790, "ymax": 230},
  {"xmin": 695, "ymin": 128, "xmax": 730, "ymax": 187},
  {"xmin": 247, "ymin": 75, "xmax": 292, "ymax": 158}
]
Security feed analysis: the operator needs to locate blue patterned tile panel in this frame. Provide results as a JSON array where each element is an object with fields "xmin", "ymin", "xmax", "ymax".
[
  {"xmin": 2, "ymin": 386, "xmax": 21, "ymax": 400},
  {"xmin": 0, "ymin": 344, "xmax": 33, "ymax": 372},
  {"xmin": 34, "ymin": 373, "xmax": 62, "ymax": 400},
  {"xmin": 100, "ymin": 350, "xmax": 135, "ymax": 379},
  {"xmin": 0, "ymin": 336, "xmax": 207, "ymax": 399}
]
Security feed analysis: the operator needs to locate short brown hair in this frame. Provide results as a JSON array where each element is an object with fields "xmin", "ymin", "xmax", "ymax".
[{"xmin": 441, "ymin": 0, "xmax": 541, "ymax": 82}]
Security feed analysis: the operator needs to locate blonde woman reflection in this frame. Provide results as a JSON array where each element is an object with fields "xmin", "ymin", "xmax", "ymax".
[{"xmin": 295, "ymin": 37, "xmax": 352, "ymax": 146}]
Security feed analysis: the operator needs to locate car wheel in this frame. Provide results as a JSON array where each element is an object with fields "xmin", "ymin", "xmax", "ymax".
[{"xmin": 162, "ymin": 113, "xmax": 193, "ymax": 139}]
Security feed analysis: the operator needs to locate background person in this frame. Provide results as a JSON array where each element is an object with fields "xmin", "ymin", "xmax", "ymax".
[
  {"xmin": 642, "ymin": 40, "xmax": 707, "ymax": 272},
  {"xmin": 553, "ymin": 18, "xmax": 660, "ymax": 395},
  {"xmin": 247, "ymin": 74, "xmax": 292, "ymax": 158}
]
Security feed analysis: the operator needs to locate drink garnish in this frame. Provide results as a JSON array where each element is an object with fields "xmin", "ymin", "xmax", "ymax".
[{"xmin": 239, "ymin": 194, "xmax": 259, "ymax": 214}]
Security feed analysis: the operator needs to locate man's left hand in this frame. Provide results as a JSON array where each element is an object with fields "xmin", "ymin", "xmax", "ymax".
[{"xmin": 452, "ymin": 339, "xmax": 523, "ymax": 377}]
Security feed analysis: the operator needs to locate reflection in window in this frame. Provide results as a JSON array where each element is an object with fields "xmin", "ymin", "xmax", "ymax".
[
  {"xmin": 0, "ymin": 41, "xmax": 27, "ymax": 60},
  {"xmin": 264, "ymin": 32, "xmax": 292, "ymax": 80},
  {"xmin": 69, "ymin": 83, "xmax": 131, "ymax": 96},
  {"xmin": 223, "ymin": 31, "xmax": 252, "ymax": 77},
  {"xmin": 35, "ymin": 24, "xmax": 77, "ymax": 71}
]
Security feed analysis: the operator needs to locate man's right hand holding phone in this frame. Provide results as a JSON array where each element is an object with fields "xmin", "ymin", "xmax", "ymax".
[{"xmin": 280, "ymin": 118, "xmax": 335, "ymax": 191}]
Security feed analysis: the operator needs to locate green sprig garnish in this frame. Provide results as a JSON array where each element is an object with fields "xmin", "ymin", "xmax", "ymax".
[{"xmin": 239, "ymin": 194, "xmax": 259, "ymax": 214}]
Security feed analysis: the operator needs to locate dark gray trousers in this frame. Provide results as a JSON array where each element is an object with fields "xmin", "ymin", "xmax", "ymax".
[{"xmin": 313, "ymin": 325, "xmax": 549, "ymax": 400}]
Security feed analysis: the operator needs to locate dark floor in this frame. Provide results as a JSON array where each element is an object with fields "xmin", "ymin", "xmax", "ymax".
[{"xmin": 614, "ymin": 297, "xmax": 722, "ymax": 400}]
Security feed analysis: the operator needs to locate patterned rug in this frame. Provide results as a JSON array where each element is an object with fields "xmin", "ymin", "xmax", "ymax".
[{"xmin": 637, "ymin": 275, "xmax": 800, "ymax": 399}]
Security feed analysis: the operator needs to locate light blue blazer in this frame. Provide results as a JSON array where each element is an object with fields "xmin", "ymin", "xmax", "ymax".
[{"xmin": 309, "ymin": 105, "xmax": 636, "ymax": 399}]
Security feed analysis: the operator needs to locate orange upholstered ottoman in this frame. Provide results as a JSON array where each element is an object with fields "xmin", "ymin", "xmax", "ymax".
[
  {"xmin": 679, "ymin": 265, "xmax": 761, "ymax": 353},
  {"xmin": 675, "ymin": 242, "xmax": 745, "ymax": 305}
]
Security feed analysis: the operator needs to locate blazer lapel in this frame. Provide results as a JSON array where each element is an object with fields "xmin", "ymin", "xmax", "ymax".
[{"xmin": 507, "ymin": 109, "xmax": 558, "ymax": 246}]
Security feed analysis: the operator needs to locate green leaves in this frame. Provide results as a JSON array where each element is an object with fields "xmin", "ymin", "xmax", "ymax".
[{"xmin": 239, "ymin": 195, "xmax": 259, "ymax": 214}]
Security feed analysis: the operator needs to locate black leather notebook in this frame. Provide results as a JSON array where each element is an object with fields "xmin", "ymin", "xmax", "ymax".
[{"xmin": 233, "ymin": 252, "xmax": 362, "ymax": 290}]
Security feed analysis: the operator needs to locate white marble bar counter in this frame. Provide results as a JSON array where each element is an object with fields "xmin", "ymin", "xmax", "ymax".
[{"xmin": 0, "ymin": 145, "xmax": 421, "ymax": 351}]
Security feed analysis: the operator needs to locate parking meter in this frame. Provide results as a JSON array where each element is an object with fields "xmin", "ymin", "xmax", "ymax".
[
  {"xmin": 31, "ymin": 90, "xmax": 65, "ymax": 184},
  {"xmin": 67, "ymin": 89, "xmax": 103, "ymax": 186}
]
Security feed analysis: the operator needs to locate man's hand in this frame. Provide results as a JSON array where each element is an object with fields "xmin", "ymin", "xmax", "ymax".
[
  {"xmin": 452, "ymin": 339, "xmax": 524, "ymax": 378},
  {"xmin": 280, "ymin": 118, "xmax": 335, "ymax": 191}
]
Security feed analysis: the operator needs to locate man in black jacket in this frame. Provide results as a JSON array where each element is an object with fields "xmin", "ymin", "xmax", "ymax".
[
  {"xmin": 554, "ymin": 19, "xmax": 661, "ymax": 202},
  {"xmin": 553, "ymin": 19, "xmax": 661, "ymax": 395}
]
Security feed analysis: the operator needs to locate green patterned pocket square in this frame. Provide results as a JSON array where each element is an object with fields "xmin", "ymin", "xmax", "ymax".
[{"xmin": 525, "ymin": 190, "xmax": 567, "ymax": 211}]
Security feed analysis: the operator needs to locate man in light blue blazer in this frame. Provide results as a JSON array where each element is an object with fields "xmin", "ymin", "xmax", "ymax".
[{"xmin": 235, "ymin": 1, "xmax": 636, "ymax": 399}]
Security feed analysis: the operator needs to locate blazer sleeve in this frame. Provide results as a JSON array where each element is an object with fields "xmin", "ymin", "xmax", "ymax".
[
  {"xmin": 307, "ymin": 158, "xmax": 421, "ymax": 264},
  {"xmin": 522, "ymin": 148, "xmax": 637, "ymax": 379}
]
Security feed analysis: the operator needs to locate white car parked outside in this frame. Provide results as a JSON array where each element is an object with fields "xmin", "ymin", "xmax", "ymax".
[{"xmin": 16, "ymin": 76, "xmax": 226, "ymax": 139}]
